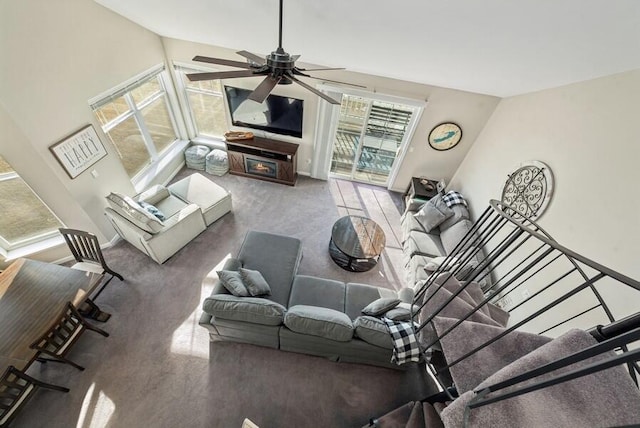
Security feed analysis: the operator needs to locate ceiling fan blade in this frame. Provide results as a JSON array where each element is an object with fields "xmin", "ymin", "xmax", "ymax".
[
  {"xmin": 295, "ymin": 67, "xmax": 345, "ymax": 72},
  {"xmin": 237, "ymin": 50, "xmax": 266, "ymax": 65},
  {"xmin": 247, "ymin": 75, "xmax": 281, "ymax": 103},
  {"xmin": 192, "ymin": 55, "xmax": 254, "ymax": 69},
  {"xmin": 187, "ymin": 70, "xmax": 257, "ymax": 81},
  {"xmin": 289, "ymin": 75, "xmax": 342, "ymax": 105},
  {"xmin": 300, "ymin": 74, "xmax": 367, "ymax": 89}
]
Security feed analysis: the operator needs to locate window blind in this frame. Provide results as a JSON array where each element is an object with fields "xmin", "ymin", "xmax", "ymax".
[{"xmin": 89, "ymin": 64, "xmax": 165, "ymax": 110}]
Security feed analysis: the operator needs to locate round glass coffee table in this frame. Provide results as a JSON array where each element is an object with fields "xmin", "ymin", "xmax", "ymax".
[{"xmin": 329, "ymin": 215, "xmax": 386, "ymax": 272}]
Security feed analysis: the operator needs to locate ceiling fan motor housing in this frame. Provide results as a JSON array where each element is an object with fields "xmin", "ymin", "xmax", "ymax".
[{"xmin": 267, "ymin": 48, "xmax": 295, "ymax": 84}]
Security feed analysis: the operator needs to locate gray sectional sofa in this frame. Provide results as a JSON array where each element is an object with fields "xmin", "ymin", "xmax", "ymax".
[
  {"xmin": 199, "ymin": 230, "xmax": 416, "ymax": 369},
  {"xmin": 199, "ymin": 192, "xmax": 486, "ymax": 369}
]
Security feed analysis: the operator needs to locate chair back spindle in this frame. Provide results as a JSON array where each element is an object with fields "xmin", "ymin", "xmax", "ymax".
[{"xmin": 0, "ymin": 366, "xmax": 68, "ymax": 427}]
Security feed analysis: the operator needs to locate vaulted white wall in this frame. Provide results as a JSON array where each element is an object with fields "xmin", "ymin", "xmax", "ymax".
[
  {"xmin": 450, "ymin": 69, "xmax": 640, "ymax": 320},
  {"xmin": 0, "ymin": 0, "xmax": 168, "ymax": 264}
]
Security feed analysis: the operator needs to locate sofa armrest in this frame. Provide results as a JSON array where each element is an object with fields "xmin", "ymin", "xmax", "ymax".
[{"xmin": 397, "ymin": 287, "xmax": 415, "ymax": 304}]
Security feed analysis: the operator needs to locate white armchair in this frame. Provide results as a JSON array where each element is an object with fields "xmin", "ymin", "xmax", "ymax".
[{"xmin": 104, "ymin": 185, "xmax": 206, "ymax": 264}]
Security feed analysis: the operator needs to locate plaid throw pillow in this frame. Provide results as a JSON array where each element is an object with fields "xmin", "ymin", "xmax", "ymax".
[
  {"xmin": 383, "ymin": 318, "xmax": 422, "ymax": 365},
  {"xmin": 442, "ymin": 191, "xmax": 468, "ymax": 208}
]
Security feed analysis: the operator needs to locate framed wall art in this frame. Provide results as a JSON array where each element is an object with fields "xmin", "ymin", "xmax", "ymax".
[
  {"xmin": 500, "ymin": 160, "xmax": 554, "ymax": 221},
  {"xmin": 49, "ymin": 125, "xmax": 107, "ymax": 179},
  {"xmin": 428, "ymin": 122, "xmax": 462, "ymax": 151}
]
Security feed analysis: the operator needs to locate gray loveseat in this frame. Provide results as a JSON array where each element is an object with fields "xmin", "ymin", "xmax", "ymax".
[
  {"xmin": 401, "ymin": 192, "xmax": 490, "ymax": 290},
  {"xmin": 199, "ymin": 230, "xmax": 416, "ymax": 369}
]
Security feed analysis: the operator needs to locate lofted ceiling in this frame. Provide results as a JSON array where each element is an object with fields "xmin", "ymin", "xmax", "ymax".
[{"xmin": 95, "ymin": 0, "xmax": 640, "ymax": 97}]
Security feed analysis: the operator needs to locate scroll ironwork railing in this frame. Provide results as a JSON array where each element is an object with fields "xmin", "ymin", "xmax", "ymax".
[{"xmin": 411, "ymin": 199, "xmax": 640, "ymax": 407}]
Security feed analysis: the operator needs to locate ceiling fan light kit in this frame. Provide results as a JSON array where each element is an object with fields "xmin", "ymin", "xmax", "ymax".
[{"xmin": 187, "ymin": 0, "xmax": 358, "ymax": 105}]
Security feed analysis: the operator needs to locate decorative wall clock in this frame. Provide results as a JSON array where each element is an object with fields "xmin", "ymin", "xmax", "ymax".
[
  {"xmin": 428, "ymin": 122, "xmax": 462, "ymax": 151},
  {"xmin": 501, "ymin": 160, "xmax": 554, "ymax": 221}
]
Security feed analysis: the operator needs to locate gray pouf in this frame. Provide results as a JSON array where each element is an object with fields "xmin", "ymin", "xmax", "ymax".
[
  {"xmin": 185, "ymin": 145, "xmax": 211, "ymax": 170},
  {"xmin": 205, "ymin": 149, "xmax": 229, "ymax": 176}
]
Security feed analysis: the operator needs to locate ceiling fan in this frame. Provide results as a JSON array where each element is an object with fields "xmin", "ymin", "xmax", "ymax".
[{"xmin": 187, "ymin": 0, "xmax": 362, "ymax": 105}]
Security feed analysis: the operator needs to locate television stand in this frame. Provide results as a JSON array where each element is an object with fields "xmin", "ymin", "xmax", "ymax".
[{"xmin": 226, "ymin": 136, "xmax": 299, "ymax": 186}]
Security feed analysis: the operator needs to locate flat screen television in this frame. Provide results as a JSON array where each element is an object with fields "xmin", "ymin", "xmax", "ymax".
[{"xmin": 224, "ymin": 85, "xmax": 304, "ymax": 138}]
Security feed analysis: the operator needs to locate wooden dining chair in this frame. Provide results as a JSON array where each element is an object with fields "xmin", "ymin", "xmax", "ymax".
[
  {"xmin": 59, "ymin": 228, "xmax": 124, "ymax": 300},
  {"xmin": 30, "ymin": 302, "xmax": 109, "ymax": 371},
  {"xmin": 0, "ymin": 365, "xmax": 69, "ymax": 427}
]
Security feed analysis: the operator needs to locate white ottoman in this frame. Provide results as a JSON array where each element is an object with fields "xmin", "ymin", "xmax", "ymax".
[
  {"xmin": 185, "ymin": 145, "xmax": 211, "ymax": 170},
  {"xmin": 205, "ymin": 149, "xmax": 229, "ymax": 176},
  {"xmin": 169, "ymin": 173, "xmax": 232, "ymax": 226}
]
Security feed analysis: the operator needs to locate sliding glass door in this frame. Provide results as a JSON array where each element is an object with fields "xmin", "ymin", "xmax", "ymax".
[{"xmin": 329, "ymin": 95, "xmax": 417, "ymax": 186}]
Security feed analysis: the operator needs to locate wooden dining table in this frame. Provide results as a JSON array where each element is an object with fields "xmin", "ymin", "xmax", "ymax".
[{"xmin": 0, "ymin": 258, "xmax": 104, "ymax": 372}]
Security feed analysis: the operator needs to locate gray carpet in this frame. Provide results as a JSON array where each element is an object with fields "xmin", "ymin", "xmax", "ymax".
[{"xmin": 15, "ymin": 170, "xmax": 436, "ymax": 428}]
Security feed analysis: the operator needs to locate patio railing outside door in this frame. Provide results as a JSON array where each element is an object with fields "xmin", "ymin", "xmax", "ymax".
[{"xmin": 330, "ymin": 95, "xmax": 416, "ymax": 186}]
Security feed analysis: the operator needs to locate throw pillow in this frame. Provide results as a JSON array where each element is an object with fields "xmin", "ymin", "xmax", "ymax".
[
  {"xmin": 239, "ymin": 268, "xmax": 271, "ymax": 297},
  {"xmin": 362, "ymin": 297, "xmax": 401, "ymax": 317},
  {"xmin": 384, "ymin": 302, "xmax": 419, "ymax": 322},
  {"xmin": 217, "ymin": 270, "xmax": 249, "ymax": 297},
  {"xmin": 413, "ymin": 195, "xmax": 454, "ymax": 232},
  {"xmin": 139, "ymin": 201, "xmax": 166, "ymax": 221}
]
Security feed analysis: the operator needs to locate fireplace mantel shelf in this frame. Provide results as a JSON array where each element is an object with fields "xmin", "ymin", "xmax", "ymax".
[{"xmin": 226, "ymin": 136, "xmax": 298, "ymax": 186}]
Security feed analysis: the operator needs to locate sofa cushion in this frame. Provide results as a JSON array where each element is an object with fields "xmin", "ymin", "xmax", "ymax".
[
  {"xmin": 362, "ymin": 297, "xmax": 401, "ymax": 317},
  {"xmin": 288, "ymin": 275, "xmax": 345, "ymax": 311},
  {"xmin": 239, "ymin": 268, "xmax": 271, "ymax": 297},
  {"xmin": 136, "ymin": 184, "xmax": 171, "ymax": 206},
  {"xmin": 354, "ymin": 316, "xmax": 393, "ymax": 349},
  {"xmin": 403, "ymin": 231, "xmax": 445, "ymax": 261},
  {"xmin": 401, "ymin": 212, "xmax": 427, "ymax": 241},
  {"xmin": 440, "ymin": 219, "xmax": 474, "ymax": 255},
  {"xmin": 217, "ymin": 270, "xmax": 250, "ymax": 297},
  {"xmin": 202, "ymin": 295, "xmax": 286, "ymax": 326},
  {"xmin": 284, "ymin": 305, "xmax": 354, "ymax": 342}
]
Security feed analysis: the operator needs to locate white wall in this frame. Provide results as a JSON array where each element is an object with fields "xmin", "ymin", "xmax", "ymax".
[
  {"xmin": 0, "ymin": 0, "xmax": 168, "ymax": 260},
  {"xmin": 161, "ymin": 37, "xmax": 500, "ymax": 190},
  {"xmin": 450, "ymin": 69, "xmax": 640, "ymax": 320}
]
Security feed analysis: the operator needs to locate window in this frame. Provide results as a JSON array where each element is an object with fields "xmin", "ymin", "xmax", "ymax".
[
  {"xmin": 329, "ymin": 95, "xmax": 420, "ymax": 185},
  {"xmin": 0, "ymin": 156, "xmax": 63, "ymax": 254},
  {"xmin": 90, "ymin": 65, "xmax": 180, "ymax": 179},
  {"xmin": 174, "ymin": 65, "xmax": 228, "ymax": 139},
  {"xmin": 312, "ymin": 84, "xmax": 424, "ymax": 186}
]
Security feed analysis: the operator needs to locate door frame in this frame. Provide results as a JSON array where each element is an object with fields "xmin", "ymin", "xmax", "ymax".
[{"xmin": 313, "ymin": 84, "xmax": 426, "ymax": 189}]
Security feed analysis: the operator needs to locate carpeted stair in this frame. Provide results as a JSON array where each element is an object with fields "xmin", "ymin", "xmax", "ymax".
[{"xmin": 363, "ymin": 400, "xmax": 446, "ymax": 428}]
